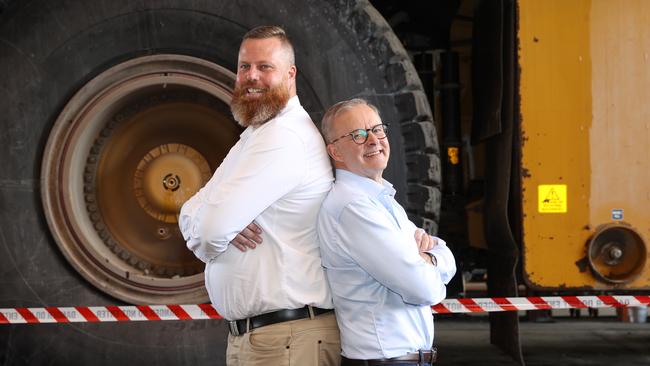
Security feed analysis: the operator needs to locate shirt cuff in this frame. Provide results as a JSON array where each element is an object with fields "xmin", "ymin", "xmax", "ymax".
[{"xmin": 425, "ymin": 252, "xmax": 438, "ymax": 266}]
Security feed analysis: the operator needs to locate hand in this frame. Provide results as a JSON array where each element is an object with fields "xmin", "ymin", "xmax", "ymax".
[
  {"xmin": 414, "ymin": 228, "xmax": 438, "ymax": 252},
  {"xmin": 230, "ymin": 222, "xmax": 263, "ymax": 252}
]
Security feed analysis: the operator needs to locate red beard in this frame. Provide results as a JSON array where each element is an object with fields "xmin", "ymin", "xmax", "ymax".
[{"xmin": 230, "ymin": 81, "xmax": 290, "ymax": 127}]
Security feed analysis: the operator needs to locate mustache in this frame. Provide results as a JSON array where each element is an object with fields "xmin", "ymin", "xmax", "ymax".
[{"xmin": 237, "ymin": 82, "xmax": 268, "ymax": 90}]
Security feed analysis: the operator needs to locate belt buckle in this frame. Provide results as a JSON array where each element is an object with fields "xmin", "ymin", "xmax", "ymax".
[{"xmin": 228, "ymin": 321, "xmax": 240, "ymax": 336}]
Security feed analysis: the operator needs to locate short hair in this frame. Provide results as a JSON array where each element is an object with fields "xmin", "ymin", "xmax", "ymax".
[
  {"xmin": 321, "ymin": 98, "xmax": 381, "ymax": 143},
  {"xmin": 242, "ymin": 25, "xmax": 295, "ymax": 65}
]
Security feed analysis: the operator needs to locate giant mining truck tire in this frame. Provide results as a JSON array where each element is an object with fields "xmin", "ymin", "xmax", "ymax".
[{"xmin": 0, "ymin": 0, "xmax": 441, "ymax": 364}]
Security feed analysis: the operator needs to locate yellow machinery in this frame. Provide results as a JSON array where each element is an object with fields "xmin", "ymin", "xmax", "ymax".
[
  {"xmin": 441, "ymin": 1, "xmax": 650, "ymax": 361},
  {"xmin": 519, "ymin": 0, "xmax": 649, "ymax": 290}
]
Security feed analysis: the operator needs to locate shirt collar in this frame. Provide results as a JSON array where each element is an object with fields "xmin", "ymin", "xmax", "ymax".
[
  {"xmin": 283, "ymin": 95, "xmax": 300, "ymax": 112},
  {"xmin": 272, "ymin": 95, "xmax": 300, "ymax": 120},
  {"xmin": 334, "ymin": 169, "xmax": 395, "ymax": 198}
]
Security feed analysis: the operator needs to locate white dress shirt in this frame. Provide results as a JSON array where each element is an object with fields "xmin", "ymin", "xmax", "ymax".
[
  {"xmin": 317, "ymin": 169, "xmax": 456, "ymax": 359},
  {"xmin": 179, "ymin": 96, "xmax": 334, "ymax": 320}
]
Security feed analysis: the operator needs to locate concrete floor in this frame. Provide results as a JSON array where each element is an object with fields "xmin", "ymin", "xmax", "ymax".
[{"xmin": 434, "ymin": 315, "xmax": 650, "ymax": 366}]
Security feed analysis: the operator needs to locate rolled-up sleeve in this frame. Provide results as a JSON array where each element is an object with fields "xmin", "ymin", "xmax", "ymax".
[
  {"xmin": 179, "ymin": 127, "xmax": 305, "ymax": 263},
  {"xmin": 337, "ymin": 199, "xmax": 448, "ymax": 306}
]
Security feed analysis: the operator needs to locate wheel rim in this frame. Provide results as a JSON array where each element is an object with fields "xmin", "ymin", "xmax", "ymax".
[{"xmin": 42, "ymin": 55, "xmax": 240, "ymax": 304}]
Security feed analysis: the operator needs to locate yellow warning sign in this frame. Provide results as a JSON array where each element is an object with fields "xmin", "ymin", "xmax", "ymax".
[{"xmin": 538, "ymin": 184, "xmax": 567, "ymax": 213}]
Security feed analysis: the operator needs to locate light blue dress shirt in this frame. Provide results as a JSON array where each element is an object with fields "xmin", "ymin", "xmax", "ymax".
[{"xmin": 317, "ymin": 169, "xmax": 456, "ymax": 359}]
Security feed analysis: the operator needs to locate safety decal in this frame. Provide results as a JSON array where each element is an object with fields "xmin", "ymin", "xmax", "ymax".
[{"xmin": 538, "ymin": 184, "xmax": 567, "ymax": 213}]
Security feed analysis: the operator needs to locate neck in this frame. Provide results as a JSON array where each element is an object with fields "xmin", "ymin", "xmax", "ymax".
[{"xmin": 336, "ymin": 167, "xmax": 383, "ymax": 184}]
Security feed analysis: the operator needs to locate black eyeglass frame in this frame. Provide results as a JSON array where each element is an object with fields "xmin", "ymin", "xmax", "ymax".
[{"xmin": 328, "ymin": 123, "xmax": 389, "ymax": 145}]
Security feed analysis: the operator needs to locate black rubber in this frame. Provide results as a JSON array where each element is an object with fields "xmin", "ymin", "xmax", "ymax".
[{"xmin": 0, "ymin": 0, "xmax": 441, "ymax": 364}]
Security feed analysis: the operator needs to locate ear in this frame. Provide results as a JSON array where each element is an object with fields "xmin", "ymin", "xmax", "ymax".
[
  {"xmin": 326, "ymin": 143, "xmax": 344, "ymax": 163},
  {"xmin": 287, "ymin": 65, "xmax": 297, "ymax": 81}
]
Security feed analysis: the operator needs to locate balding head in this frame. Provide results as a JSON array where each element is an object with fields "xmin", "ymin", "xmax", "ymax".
[
  {"xmin": 321, "ymin": 98, "xmax": 389, "ymax": 183},
  {"xmin": 321, "ymin": 98, "xmax": 381, "ymax": 143}
]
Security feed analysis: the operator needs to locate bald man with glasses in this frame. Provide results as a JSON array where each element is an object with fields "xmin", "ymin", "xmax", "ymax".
[{"xmin": 317, "ymin": 98, "xmax": 456, "ymax": 366}]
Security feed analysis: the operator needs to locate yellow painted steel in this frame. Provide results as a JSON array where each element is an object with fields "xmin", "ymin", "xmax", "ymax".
[{"xmin": 519, "ymin": 0, "xmax": 650, "ymax": 289}]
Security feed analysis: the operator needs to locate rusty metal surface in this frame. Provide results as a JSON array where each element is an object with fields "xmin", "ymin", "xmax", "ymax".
[
  {"xmin": 519, "ymin": 0, "xmax": 650, "ymax": 289},
  {"xmin": 94, "ymin": 102, "xmax": 229, "ymax": 276}
]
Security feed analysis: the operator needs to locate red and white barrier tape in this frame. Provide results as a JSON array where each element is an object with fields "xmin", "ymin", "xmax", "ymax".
[
  {"xmin": 1, "ymin": 296, "xmax": 649, "ymax": 325},
  {"xmin": 0, "ymin": 304, "xmax": 222, "ymax": 324},
  {"xmin": 431, "ymin": 295, "xmax": 650, "ymax": 314}
]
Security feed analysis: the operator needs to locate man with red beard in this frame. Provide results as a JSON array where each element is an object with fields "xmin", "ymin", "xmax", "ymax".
[{"xmin": 179, "ymin": 26, "xmax": 339, "ymax": 366}]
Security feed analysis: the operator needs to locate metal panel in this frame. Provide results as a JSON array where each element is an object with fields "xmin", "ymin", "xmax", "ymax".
[{"xmin": 519, "ymin": 0, "xmax": 650, "ymax": 289}]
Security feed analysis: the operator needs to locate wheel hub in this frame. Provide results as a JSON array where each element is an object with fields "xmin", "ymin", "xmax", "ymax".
[{"xmin": 134, "ymin": 143, "xmax": 211, "ymax": 223}]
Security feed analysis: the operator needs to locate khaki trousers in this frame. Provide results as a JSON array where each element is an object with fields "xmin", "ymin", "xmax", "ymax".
[{"xmin": 226, "ymin": 311, "xmax": 341, "ymax": 366}]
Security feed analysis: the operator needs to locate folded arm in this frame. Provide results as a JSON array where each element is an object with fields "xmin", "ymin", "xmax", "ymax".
[
  {"xmin": 179, "ymin": 127, "xmax": 305, "ymax": 263},
  {"xmin": 337, "ymin": 199, "xmax": 449, "ymax": 306},
  {"xmin": 411, "ymin": 225, "xmax": 457, "ymax": 284},
  {"xmin": 424, "ymin": 237, "xmax": 457, "ymax": 285}
]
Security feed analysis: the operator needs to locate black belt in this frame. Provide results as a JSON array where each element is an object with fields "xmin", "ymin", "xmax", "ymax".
[
  {"xmin": 341, "ymin": 348, "xmax": 438, "ymax": 366},
  {"xmin": 228, "ymin": 306, "xmax": 333, "ymax": 336}
]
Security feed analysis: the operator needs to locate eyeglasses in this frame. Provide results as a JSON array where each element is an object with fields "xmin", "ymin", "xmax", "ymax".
[{"xmin": 329, "ymin": 123, "xmax": 389, "ymax": 145}]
